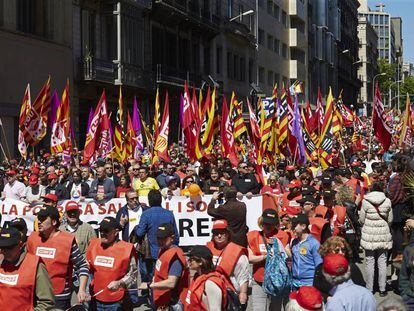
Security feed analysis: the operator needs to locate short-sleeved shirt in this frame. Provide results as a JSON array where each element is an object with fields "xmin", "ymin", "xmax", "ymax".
[{"xmin": 133, "ymin": 177, "xmax": 160, "ymax": 196}]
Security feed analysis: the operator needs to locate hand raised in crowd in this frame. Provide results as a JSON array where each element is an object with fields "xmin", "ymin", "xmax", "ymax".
[
  {"xmin": 120, "ymin": 214, "xmax": 128, "ymax": 227},
  {"xmin": 245, "ymin": 192, "xmax": 253, "ymax": 199},
  {"xmin": 212, "ymin": 191, "xmax": 220, "ymax": 201}
]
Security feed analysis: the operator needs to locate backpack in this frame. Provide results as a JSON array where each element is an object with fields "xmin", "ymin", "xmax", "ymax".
[{"xmin": 262, "ymin": 236, "xmax": 292, "ymax": 296}]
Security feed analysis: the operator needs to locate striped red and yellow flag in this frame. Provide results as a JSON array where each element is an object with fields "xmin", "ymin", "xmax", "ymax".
[
  {"xmin": 277, "ymin": 86, "xmax": 289, "ymax": 157},
  {"xmin": 113, "ymin": 86, "xmax": 125, "ymax": 162},
  {"xmin": 230, "ymin": 92, "xmax": 247, "ymax": 139},
  {"xmin": 51, "ymin": 80, "xmax": 72, "ymax": 154},
  {"xmin": 331, "ymin": 91, "xmax": 343, "ymax": 136},
  {"xmin": 202, "ymin": 87, "xmax": 216, "ymax": 155},
  {"xmin": 153, "ymin": 87, "xmax": 161, "ymax": 139},
  {"xmin": 318, "ymin": 87, "xmax": 334, "ymax": 168},
  {"xmin": 125, "ymin": 111, "xmax": 134, "ymax": 160}
]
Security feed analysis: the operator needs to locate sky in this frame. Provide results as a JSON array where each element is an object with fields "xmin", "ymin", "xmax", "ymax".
[{"xmin": 368, "ymin": 0, "xmax": 414, "ymax": 63}]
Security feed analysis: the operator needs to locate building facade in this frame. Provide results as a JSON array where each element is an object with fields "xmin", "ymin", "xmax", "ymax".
[
  {"xmin": 357, "ymin": 15, "xmax": 378, "ymax": 114},
  {"xmin": 337, "ymin": 0, "xmax": 360, "ymax": 107}
]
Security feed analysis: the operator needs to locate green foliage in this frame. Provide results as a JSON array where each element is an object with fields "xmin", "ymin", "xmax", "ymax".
[
  {"xmin": 401, "ymin": 77, "xmax": 414, "ymax": 96},
  {"xmin": 377, "ymin": 58, "xmax": 397, "ymax": 93}
]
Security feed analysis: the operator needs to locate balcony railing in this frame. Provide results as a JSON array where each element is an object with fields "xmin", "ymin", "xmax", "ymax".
[{"xmin": 82, "ymin": 56, "xmax": 116, "ymax": 83}]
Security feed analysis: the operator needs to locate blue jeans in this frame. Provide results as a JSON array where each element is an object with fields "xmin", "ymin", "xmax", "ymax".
[{"xmin": 91, "ymin": 300, "xmax": 122, "ymax": 311}]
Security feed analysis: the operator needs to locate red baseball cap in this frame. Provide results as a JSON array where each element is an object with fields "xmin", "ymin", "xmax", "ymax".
[
  {"xmin": 287, "ymin": 179, "xmax": 302, "ymax": 189},
  {"xmin": 323, "ymin": 253, "xmax": 349, "ymax": 276},
  {"xmin": 289, "ymin": 286, "xmax": 323, "ymax": 310},
  {"xmin": 6, "ymin": 170, "xmax": 16, "ymax": 176},
  {"xmin": 212, "ymin": 219, "xmax": 228, "ymax": 231},
  {"xmin": 286, "ymin": 165, "xmax": 295, "ymax": 171},
  {"xmin": 65, "ymin": 201, "xmax": 80, "ymax": 212},
  {"xmin": 48, "ymin": 173, "xmax": 58, "ymax": 180},
  {"xmin": 31, "ymin": 167, "xmax": 40, "ymax": 175},
  {"xmin": 29, "ymin": 175, "xmax": 39, "ymax": 185},
  {"xmin": 41, "ymin": 193, "xmax": 58, "ymax": 203}
]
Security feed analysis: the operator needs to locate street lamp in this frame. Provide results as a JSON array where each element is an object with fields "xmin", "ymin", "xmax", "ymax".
[
  {"xmin": 229, "ymin": 9, "xmax": 254, "ymax": 22},
  {"xmin": 341, "ymin": 49, "xmax": 350, "ymax": 54}
]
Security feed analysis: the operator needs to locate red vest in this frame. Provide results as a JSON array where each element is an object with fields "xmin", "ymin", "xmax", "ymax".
[
  {"xmin": 315, "ymin": 205, "xmax": 328, "ymax": 218},
  {"xmin": 184, "ymin": 272, "xmax": 227, "ymax": 311},
  {"xmin": 27, "ymin": 231, "xmax": 74, "ymax": 294},
  {"xmin": 309, "ymin": 217, "xmax": 329, "ymax": 242},
  {"xmin": 280, "ymin": 193, "xmax": 302, "ymax": 216},
  {"xmin": 247, "ymin": 230, "xmax": 287, "ymax": 283},
  {"xmin": 86, "ymin": 238, "xmax": 135, "ymax": 302},
  {"xmin": 153, "ymin": 246, "xmax": 189, "ymax": 308},
  {"xmin": 0, "ymin": 253, "xmax": 39, "ymax": 311},
  {"xmin": 206, "ymin": 241, "xmax": 247, "ymax": 290},
  {"xmin": 332, "ymin": 205, "xmax": 347, "ymax": 236}
]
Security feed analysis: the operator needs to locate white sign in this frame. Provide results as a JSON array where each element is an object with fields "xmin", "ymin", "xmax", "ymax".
[{"xmin": 0, "ymin": 196, "xmax": 262, "ymax": 246}]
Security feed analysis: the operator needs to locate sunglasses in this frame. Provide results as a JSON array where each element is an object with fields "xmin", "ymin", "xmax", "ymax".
[
  {"xmin": 133, "ymin": 168, "xmax": 139, "ymax": 171},
  {"xmin": 240, "ymin": 166, "xmax": 247, "ymax": 169},
  {"xmin": 99, "ymin": 229, "xmax": 111, "ymax": 235},
  {"xmin": 128, "ymin": 197, "xmax": 139, "ymax": 201},
  {"xmin": 0, "ymin": 244, "xmax": 16, "ymax": 251},
  {"xmin": 186, "ymin": 180, "xmax": 194, "ymax": 183},
  {"xmin": 67, "ymin": 211, "xmax": 79, "ymax": 217}
]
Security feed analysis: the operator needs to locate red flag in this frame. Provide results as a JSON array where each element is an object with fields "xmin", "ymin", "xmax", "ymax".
[
  {"xmin": 220, "ymin": 96, "xmax": 238, "ymax": 166},
  {"xmin": 373, "ymin": 82, "xmax": 392, "ymax": 151},
  {"xmin": 22, "ymin": 77, "xmax": 51, "ymax": 146},
  {"xmin": 51, "ymin": 80, "xmax": 72, "ymax": 154},
  {"xmin": 82, "ymin": 90, "xmax": 112, "ymax": 164},
  {"xmin": 286, "ymin": 89, "xmax": 297, "ymax": 157},
  {"xmin": 125, "ymin": 111, "xmax": 134, "ymax": 160},
  {"xmin": 154, "ymin": 91, "xmax": 170, "ymax": 163},
  {"xmin": 18, "ymin": 84, "xmax": 31, "ymax": 159},
  {"xmin": 182, "ymin": 81, "xmax": 193, "ymax": 130}
]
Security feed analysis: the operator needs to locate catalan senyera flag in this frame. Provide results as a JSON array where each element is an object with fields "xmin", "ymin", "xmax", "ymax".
[
  {"xmin": 51, "ymin": 80, "xmax": 72, "ymax": 154},
  {"xmin": 22, "ymin": 76, "xmax": 51, "ymax": 146},
  {"xmin": 229, "ymin": 92, "xmax": 247, "ymax": 139},
  {"xmin": 399, "ymin": 94, "xmax": 412, "ymax": 147},
  {"xmin": 317, "ymin": 87, "xmax": 335, "ymax": 168},
  {"xmin": 286, "ymin": 87, "xmax": 297, "ymax": 156},
  {"xmin": 125, "ymin": 111, "xmax": 134, "ymax": 160},
  {"xmin": 331, "ymin": 91, "xmax": 343, "ymax": 136},
  {"xmin": 201, "ymin": 87, "xmax": 216, "ymax": 156},
  {"xmin": 221, "ymin": 96, "xmax": 238, "ymax": 166},
  {"xmin": 113, "ymin": 86, "xmax": 125, "ymax": 162},
  {"xmin": 153, "ymin": 91, "xmax": 170, "ymax": 163},
  {"xmin": 18, "ymin": 84, "xmax": 31, "ymax": 159},
  {"xmin": 132, "ymin": 96, "xmax": 144, "ymax": 154},
  {"xmin": 153, "ymin": 87, "xmax": 161, "ymax": 140},
  {"xmin": 277, "ymin": 86, "xmax": 289, "ymax": 157}
]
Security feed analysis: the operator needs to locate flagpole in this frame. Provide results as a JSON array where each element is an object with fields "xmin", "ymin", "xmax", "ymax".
[{"xmin": 0, "ymin": 118, "xmax": 12, "ymax": 160}]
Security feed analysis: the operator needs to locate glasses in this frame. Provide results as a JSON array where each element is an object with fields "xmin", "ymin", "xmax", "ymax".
[
  {"xmin": 333, "ymin": 247, "xmax": 346, "ymax": 254},
  {"xmin": 128, "ymin": 197, "xmax": 139, "ymax": 201},
  {"xmin": 37, "ymin": 216, "xmax": 48, "ymax": 223},
  {"xmin": 240, "ymin": 166, "xmax": 247, "ymax": 169},
  {"xmin": 133, "ymin": 168, "xmax": 139, "ymax": 171},
  {"xmin": 212, "ymin": 230, "xmax": 227, "ymax": 236},
  {"xmin": 105, "ymin": 167, "xmax": 112, "ymax": 170},
  {"xmin": 67, "ymin": 211, "xmax": 79, "ymax": 217},
  {"xmin": 269, "ymin": 179, "xmax": 277, "ymax": 182},
  {"xmin": 99, "ymin": 229, "xmax": 111, "ymax": 235},
  {"xmin": 186, "ymin": 180, "xmax": 194, "ymax": 183}
]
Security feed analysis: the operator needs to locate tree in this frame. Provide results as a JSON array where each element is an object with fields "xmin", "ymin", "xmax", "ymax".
[
  {"xmin": 400, "ymin": 76, "xmax": 414, "ymax": 109},
  {"xmin": 377, "ymin": 58, "xmax": 397, "ymax": 94}
]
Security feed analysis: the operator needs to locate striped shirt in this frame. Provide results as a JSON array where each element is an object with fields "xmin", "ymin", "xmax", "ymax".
[{"xmin": 55, "ymin": 241, "xmax": 89, "ymax": 300}]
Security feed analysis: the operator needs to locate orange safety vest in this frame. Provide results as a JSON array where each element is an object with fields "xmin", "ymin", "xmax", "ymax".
[
  {"xmin": 206, "ymin": 241, "xmax": 247, "ymax": 290},
  {"xmin": 280, "ymin": 193, "xmax": 302, "ymax": 216},
  {"xmin": 153, "ymin": 246, "xmax": 189, "ymax": 308},
  {"xmin": 184, "ymin": 272, "xmax": 227, "ymax": 311},
  {"xmin": 332, "ymin": 205, "xmax": 347, "ymax": 236},
  {"xmin": 27, "ymin": 231, "xmax": 74, "ymax": 295},
  {"xmin": 247, "ymin": 230, "xmax": 288, "ymax": 283},
  {"xmin": 309, "ymin": 217, "xmax": 329, "ymax": 243},
  {"xmin": 86, "ymin": 238, "xmax": 135, "ymax": 302},
  {"xmin": 315, "ymin": 205, "xmax": 328, "ymax": 218},
  {"xmin": 0, "ymin": 253, "xmax": 40, "ymax": 311}
]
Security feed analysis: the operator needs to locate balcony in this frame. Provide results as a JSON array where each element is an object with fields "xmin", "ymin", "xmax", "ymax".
[
  {"xmin": 155, "ymin": 64, "xmax": 202, "ymax": 88},
  {"xmin": 289, "ymin": 0, "xmax": 306, "ymax": 22},
  {"xmin": 82, "ymin": 56, "xmax": 116, "ymax": 84},
  {"xmin": 290, "ymin": 60, "xmax": 306, "ymax": 80},
  {"xmin": 289, "ymin": 28, "xmax": 307, "ymax": 50},
  {"xmin": 80, "ymin": 56, "xmax": 150, "ymax": 89},
  {"xmin": 152, "ymin": 0, "xmax": 220, "ymax": 35}
]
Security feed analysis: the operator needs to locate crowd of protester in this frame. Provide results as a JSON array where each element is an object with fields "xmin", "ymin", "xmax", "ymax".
[{"xmin": 1, "ymin": 135, "xmax": 414, "ymax": 311}]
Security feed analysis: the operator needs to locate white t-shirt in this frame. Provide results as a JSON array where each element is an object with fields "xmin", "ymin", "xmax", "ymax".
[
  {"xmin": 3, "ymin": 181, "xmax": 26, "ymax": 200},
  {"xmin": 127, "ymin": 207, "xmax": 142, "ymax": 236}
]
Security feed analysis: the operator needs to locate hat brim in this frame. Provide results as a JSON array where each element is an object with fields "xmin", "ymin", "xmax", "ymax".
[
  {"xmin": 262, "ymin": 217, "xmax": 278, "ymax": 226},
  {"xmin": 0, "ymin": 238, "xmax": 18, "ymax": 248}
]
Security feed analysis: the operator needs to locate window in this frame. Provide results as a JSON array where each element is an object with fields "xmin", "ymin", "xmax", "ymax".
[
  {"xmin": 267, "ymin": 0, "xmax": 273, "ymax": 15},
  {"xmin": 234, "ymin": 55, "xmax": 239, "ymax": 79},
  {"xmin": 227, "ymin": 0, "xmax": 233, "ymax": 18},
  {"xmin": 282, "ymin": 11, "xmax": 288, "ymax": 27},
  {"xmin": 282, "ymin": 43, "xmax": 288, "ymax": 58},
  {"xmin": 166, "ymin": 32, "xmax": 177, "ymax": 67},
  {"xmin": 274, "ymin": 73, "xmax": 280, "ymax": 86},
  {"xmin": 259, "ymin": 67, "xmax": 265, "ymax": 83},
  {"xmin": 268, "ymin": 70, "xmax": 273, "ymax": 86},
  {"xmin": 273, "ymin": 4, "xmax": 280, "ymax": 20},
  {"xmin": 227, "ymin": 51, "xmax": 232, "ymax": 77},
  {"xmin": 267, "ymin": 34, "xmax": 273, "ymax": 50},
  {"xmin": 249, "ymin": 58, "xmax": 254, "ymax": 83},
  {"xmin": 81, "ymin": 9, "xmax": 96, "ymax": 55},
  {"xmin": 258, "ymin": 28, "xmax": 265, "ymax": 45},
  {"xmin": 216, "ymin": 46, "xmax": 222, "ymax": 74},
  {"xmin": 274, "ymin": 39, "xmax": 280, "ymax": 54},
  {"xmin": 216, "ymin": 1, "xmax": 221, "ymax": 16},
  {"xmin": 240, "ymin": 57, "xmax": 246, "ymax": 81},
  {"xmin": 204, "ymin": 45, "xmax": 210, "ymax": 74},
  {"xmin": 17, "ymin": 0, "xmax": 47, "ymax": 37}
]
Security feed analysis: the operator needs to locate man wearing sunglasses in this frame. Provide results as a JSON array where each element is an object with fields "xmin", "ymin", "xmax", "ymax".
[
  {"xmin": 86, "ymin": 217, "xmax": 138, "ymax": 310},
  {"xmin": 27, "ymin": 206, "xmax": 90, "ymax": 309},
  {"xmin": 0, "ymin": 227, "xmax": 55, "ymax": 310}
]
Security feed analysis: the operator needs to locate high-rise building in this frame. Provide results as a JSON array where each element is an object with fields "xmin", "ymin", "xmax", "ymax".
[
  {"xmin": 358, "ymin": 1, "xmax": 396, "ymax": 64},
  {"xmin": 357, "ymin": 15, "xmax": 378, "ymax": 114},
  {"xmin": 402, "ymin": 62, "xmax": 414, "ymax": 80},
  {"xmin": 308, "ymin": 0, "xmax": 340, "ymax": 103},
  {"xmin": 337, "ymin": 0, "xmax": 361, "ymax": 107}
]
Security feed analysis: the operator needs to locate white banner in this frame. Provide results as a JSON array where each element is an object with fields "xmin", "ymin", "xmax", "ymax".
[{"xmin": 0, "ymin": 196, "xmax": 262, "ymax": 246}]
